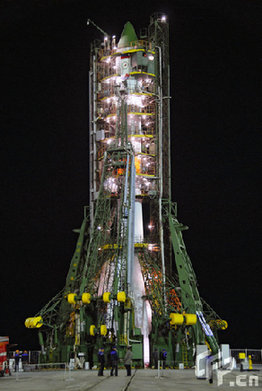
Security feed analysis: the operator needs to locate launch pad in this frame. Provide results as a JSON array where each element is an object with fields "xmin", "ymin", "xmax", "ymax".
[
  {"xmin": 2, "ymin": 368, "xmax": 261, "ymax": 391},
  {"xmin": 25, "ymin": 14, "xmax": 227, "ymax": 367}
]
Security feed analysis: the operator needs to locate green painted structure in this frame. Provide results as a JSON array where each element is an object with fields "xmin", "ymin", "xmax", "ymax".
[{"xmin": 25, "ymin": 14, "xmax": 227, "ymax": 368}]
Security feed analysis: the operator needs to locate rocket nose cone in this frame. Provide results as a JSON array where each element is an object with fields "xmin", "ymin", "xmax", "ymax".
[{"xmin": 117, "ymin": 21, "xmax": 138, "ymax": 48}]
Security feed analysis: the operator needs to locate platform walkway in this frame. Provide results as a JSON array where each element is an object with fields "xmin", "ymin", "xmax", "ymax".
[{"xmin": 0, "ymin": 368, "xmax": 261, "ymax": 391}]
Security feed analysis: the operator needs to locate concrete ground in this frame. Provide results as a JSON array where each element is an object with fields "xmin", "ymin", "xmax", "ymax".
[{"xmin": 0, "ymin": 367, "xmax": 261, "ymax": 391}]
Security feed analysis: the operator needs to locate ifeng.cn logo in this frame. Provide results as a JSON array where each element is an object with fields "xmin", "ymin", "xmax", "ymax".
[
  {"xmin": 196, "ymin": 351, "xmax": 259, "ymax": 387},
  {"xmin": 217, "ymin": 372, "xmax": 259, "ymax": 387}
]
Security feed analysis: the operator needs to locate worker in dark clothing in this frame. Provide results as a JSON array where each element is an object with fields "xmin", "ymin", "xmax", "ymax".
[
  {"xmin": 153, "ymin": 348, "xmax": 159, "ymax": 369},
  {"xmin": 124, "ymin": 346, "xmax": 132, "ymax": 376},
  {"xmin": 161, "ymin": 349, "xmax": 167, "ymax": 369},
  {"xmin": 110, "ymin": 346, "xmax": 118, "ymax": 376},
  {"xmin": 98, "ymin": 348, "xmax": 105, "ymax": 376},
  {"xmin": 14, "ymin": 350, "xmax": 20, "ymax": 372},
  {"xmin": 22, "ymin": 350, "xmax": 29, "ymax": 369}
]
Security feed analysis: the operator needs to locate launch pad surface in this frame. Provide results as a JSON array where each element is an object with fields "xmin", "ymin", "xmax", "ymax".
[{"xmin": 1, "ymin": 368, "xmax": 261, "ymax": 391}]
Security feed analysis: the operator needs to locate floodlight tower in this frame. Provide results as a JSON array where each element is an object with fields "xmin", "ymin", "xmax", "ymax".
[{"xmin": 25, "ymin": 14, "xmax": 227, "ymax": 367}]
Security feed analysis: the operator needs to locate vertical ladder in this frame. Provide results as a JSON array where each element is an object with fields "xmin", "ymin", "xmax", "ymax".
[{"xmin": 181, "ymin": 343, "xmax": 189, "ymax": 368}]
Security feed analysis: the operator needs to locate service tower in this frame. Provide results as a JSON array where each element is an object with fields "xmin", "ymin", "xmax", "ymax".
[{"xmin": 25, "ymin": 14, "xmax": 227, "ymax": 367}]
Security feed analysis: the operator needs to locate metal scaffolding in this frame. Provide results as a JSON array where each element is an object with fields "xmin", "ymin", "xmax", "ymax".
[{"xmin": 25, "ymin": 14, "xmax": 227, "ymax": 368}]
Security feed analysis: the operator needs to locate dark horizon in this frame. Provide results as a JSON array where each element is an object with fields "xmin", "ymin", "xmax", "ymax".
[{"xmin": 1, "ymin": 0, "xmax": 261, "ymax": 351}]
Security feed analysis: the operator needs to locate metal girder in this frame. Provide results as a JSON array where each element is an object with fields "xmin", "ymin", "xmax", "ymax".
[{"xmin": 163, "ymin": 199, "xmax": 219, "ymax": 354}]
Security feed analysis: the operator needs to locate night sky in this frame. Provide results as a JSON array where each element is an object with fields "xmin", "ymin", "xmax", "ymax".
[{"xmin": 1, "ymin": 0, "xmax": 261, "ymax": 351}]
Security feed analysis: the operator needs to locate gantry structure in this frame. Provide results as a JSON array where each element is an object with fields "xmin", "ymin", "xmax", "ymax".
[{"xmin": 25, "ymin": 14, "xmax": 227, "ymax": 367}]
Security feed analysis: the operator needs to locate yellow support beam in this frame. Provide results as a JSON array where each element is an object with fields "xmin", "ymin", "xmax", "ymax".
[
  {"xmin": 102, "ymin": 243, "xmax": 151, "ymax": 250},
  {"xmin": 128, "ymin": 112, "xmax": 154, "ymax": 116},
  {"xmin": 129, "ymin": 71, "xmax": 155, "ymax": 77}
]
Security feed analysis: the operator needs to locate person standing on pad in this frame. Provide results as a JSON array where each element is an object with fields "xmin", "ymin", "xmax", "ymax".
[
  {"xmin": 98, "ymin": 348, "xmax": 105, "ymax": 376},
  {"xmin": 124, "ymin": 346, "xmax": 133, "ymax": 376},
  {"xmin": 110, "ymin": 346, "xmax": 118, "ymax": 376}
]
